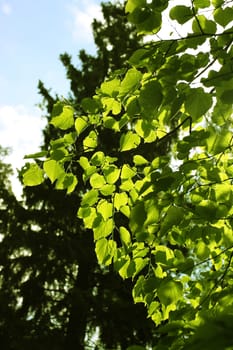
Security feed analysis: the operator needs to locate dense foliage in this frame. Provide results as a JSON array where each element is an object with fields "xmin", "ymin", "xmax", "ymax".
[
  {"xmin": 0, "ymin": 2, "xmax": 158, "ymax": 350},
  {"xmin": 22, "ymin": 0, "xmax": 233, "ymax": 348}
]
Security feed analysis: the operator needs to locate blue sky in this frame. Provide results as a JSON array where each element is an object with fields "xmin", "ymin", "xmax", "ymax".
[
  {"xmin": 0, "ymin": 0, "xmax": 104, "ymax": 196},
  {"xmin": 0, "ymin": 0, "xmax": 103, "ymax": 106}
]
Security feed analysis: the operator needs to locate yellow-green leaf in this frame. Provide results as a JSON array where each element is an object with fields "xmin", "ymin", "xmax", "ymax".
[
  {"xmin": 75, "ymin": 116, "xmax": 88, "ymax": 135},
  {"xmin": 120, "ymin": 131, "xmax": 140, "ymax": 152},
  {"xmin": 43, "ymin": 159, "xmax": 64, "ymax": 184},
  {"xmin": 50, "ymin": 105, "xmax": 74, "ymax": 130},
  {"xmin": 23, "ymin": 163, "xmax": 44, "ymax": 186}
]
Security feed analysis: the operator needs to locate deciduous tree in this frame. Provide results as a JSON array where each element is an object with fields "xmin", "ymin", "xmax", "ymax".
[
  {"xmin": 0, "ymin": 1, "xmax": 158, "ymax": 349},
  {"xmin": 23, "ymin": 0, "xmax": 233, "ymax": 348}
]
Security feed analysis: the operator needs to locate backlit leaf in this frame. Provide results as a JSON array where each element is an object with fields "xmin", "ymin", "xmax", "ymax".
[
  {"xmin": 23, "ymin": 163, "xmax": 44, "ymax": 186},
  {"xmin": 119, "ymin": 226, "xmax": 131, "ymax": 245},
  {"xmin": 120, "ymin": 131, "xmax": 140, "ymax": 151},
  {"xmin": 97, "ymin": 199, "xmax": 113, "ymax": 220},
  {"xmin": 157, "ymin": 279, "xmax": 183, "ymax": 306},
  {"xmin": 93, "ymin": 218, "xmax": 114, "ymax": 240},
  {"xmin": 43, "ymin": 160, "xmax": 64, "ymax": 184},
  {"xmin": 114, "ymin": 192, "xmax": 128, "ymax": 210},
  {"xmin": 139, "ymin": 80, "xmax": 163, "ymax": 118},
  {"xmin": 119, "ymin": 68, "xmax": 142, "ymax": 97},
  {"xmin": 81, "ymin": 97, "xmax": 100, "ymax": 113},
  {"xmin": 95, "ymin": 238, "xmax": 117, "ymax": 265},
  {"xmin": 81, "ymin": 189, "xmax": 99, "ymax": 207},
  {"xmin": 192, "ymin": 15, "xmax": 217, "ymax": 34},
  {"xmin": 214, "ymin": 7, "xmax": 233, "ymax": 27},
  {"xmin": 75, "ymin": 117, "xmax": 88, "ymax": 135},
  {"xmin": 184, "ymin": 88, "xmax": 212, "ymax": 120},
  {"xmin": 100, "ymin": 78, "xmax": 120, "ymax": 97},
  {"xmin": 90, "ymin": 173, "xmax": 106, "ymax": 189},
  {"xmin": 220, "ymin": 89, "xmax": 233, "ymax": 104},
  {"xmin": 50, "ymin": 105, "xmax": 74, "ymax": 130},
  {"xmin": 103, "ymin": 166, "xmax": 121, "ymax": 184},
  {"xmin": 24, "ymin": 151, "xmax": 47, "ymax": 159},
  {"xmin": 55, "ymin": 173, "xmax": 78, "ymax": 194},
  {"xmin": 169, "ymin": 6, "xmax": 193, "ymax": 24}
]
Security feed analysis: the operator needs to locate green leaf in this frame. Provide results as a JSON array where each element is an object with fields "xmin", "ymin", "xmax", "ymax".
[
  {"xmin": 79, "ymin": 156, "xmax": 90, "ymax": 170},
  {"xmin": 205, "ymin": 126, "xmax": 232, "ymax": 154},
  {"xmin": 184, "ymin": 88, "xmax": 212, "ymax": 120},
  {"xmin": 75, "ymin": 117, "xmax": 88, "ymax": 135},
  {"xmin": 119, "ymin": 226, "xmax": 131, "ymax": 246},
  {"xmin": 120, "ymin": 131, "xmax": 140, "ymax": 151},
  {"xmin": 153, "ymin": 246, "xmax": 174, "ymax": 266},
  {"xmin": 144, "ymin": 199, "xmax": 160, "ymax": 227},
  {"xmin": 43, "ymin": 160, "xmax": 64, "ymax": 184},
  {"xmin": 103, "ymin": 166, "xmax": 121, "ymax": 184},
  {"xmin": 214, "ymin": 7, "xmax": 233, "ymax": 27},
  {"xmin": 169, "ymin": 6, "xmax": 193, "ymax": 24},
  {"xmin": 116, "ymin": 257, "xmax": 136, "ymax": 279},
  {"xmin": 134, "ymin": 257, "xmax": 149, "ymax": 276},
  {"xmin": 90, "ymin": 173, "xmax": 106, "ymax": 189},
  {"xmin": 22, "ymin": 163, "xmax": 44, "ymax": 186},
  {"xmin": 100, "ymin": 78, "xmax": 120, "ymax": 97},
  {"xmin": 81, "ymin": 97, "xmax": 100, "ymax": 113},
  {"xmin": 129, "ymin": 202, "xmax": 147, "ymax": 234},
  {"xmin": 121, "ymin": 164, "xmax": 136, "ymax": 179},
  {"xmin": 102, "ymin": 97, "xmax": 121, "ymax": 116},
  {"xmin": 125, "ymin": 0, "xmax": 146, "ymax": 14},
  {"xmin": 192, "ymin": 15, "xmax": 217, "ymax": 34},
  {"xmin": 126, "ymin": 96, "xmax": 141, "ymax": 117},
  {"xmin": 83, "ymin": 130, "xmax": 98, "ymax": 150},
  {"xmin": 118, "ymin": 68, "xmax": 142, "ymax": 97},
  {"xmin": 97, "ymin": 199, "xmax": 113, "ymax": 220},
  {"xmin": 63, "ymin": 132, "xmax": 76, "ymax": 145},
  {"xmin": 220, "ymin": 89, "xmax": 233, "ymax": 104},
  {"xmin": 194, "ymin": 0, "xmax": 210, "ymax": 8},
  {"xmin": 195, "ymin": 200, "xmax": 217, "ymax": 219},
  {"xmin": 24, "ymin": 151, "xmax": 47, "ymax": 159},
  {"xmin": 135, "ymin": 119, "xmax": 157, "ymax": 142},
  {"xmin": 157, "ymin": 279, "xmax": 183, "ymax": 306},
  {"xmin": 120, "ymin": 205, "xmax": 130, "ymax": 218},
  {"xmin": 93, "ymin": 218, "xmax": 114, "ymax": 240},
  {"xmin": 77, "ymin": 207, "xmax": 97, "ymax": 229},
  {"xmin": 128, "ymin": 7, "xmax": 162, "ymax": 34},
  {"xmin": 100, "ymin": 184, "xmax": 116, "ymax": 196},
  {"xmin": 55, "ymin": 173, "xmax": 78, "ymax": 194},
  {"xmin": 90, "ymin": 152, "xmax": 105, "ymax": 166},
  {"xmin": 139, "ymin": 80, "xmax": 163, "ymax": 118},
  {"xmin": 114, "ymin": 192, "xmax": 128, "ymax": 210},
  {"xmin": 50, "ymin": 137, "xmax": 65, "ymax": 149},
  {"xmin": 160, "ymin": 206, "xmax": 184, "ymax": 234},
  {"xmin": 195, "ymin": 241, "xmax": 210, "ymax": 259},
  {"xmin": 212, "ymin": 0, "xmax": 224, "ymax": 6},
  {"xmin": 132, "ymin": 275, "xmax": 146, "ymax": 303},
  {"xmin": 50, "ymin": 105, "xmax": 74, "ymax": 130},
  {"xmin": 128, "ymin": 48, "xmax": 149, "ymax": 67},
  {"xmin": 103, "ymin": 116, "xmax": 119, "ymax": 130},
  {"xmin": 95, "ymin": 238, "xmax": 117, "ymax": 265},
  {"xmin": 214, "ymin": 183, "xmax": 232, "ymax": 202},
  {"xmin": 133, "ymin": 155, "xmax": 149, "ymax": 165},
  {"xmin": 81, "ymin": 189, "xmax": 99, "ymax": 207},
  {"xmin": 50, "ymin": 148, "xmax": 68, "ymax": 161}
]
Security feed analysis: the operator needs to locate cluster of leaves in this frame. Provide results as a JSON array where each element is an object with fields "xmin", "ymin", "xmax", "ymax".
[
  {"xmin": 0, "ymin": 3, "xmax": 160, "ymax": 350},
  {"xmin": 22, "ymin": 0, "xmax": 233, "ymax": 348}
]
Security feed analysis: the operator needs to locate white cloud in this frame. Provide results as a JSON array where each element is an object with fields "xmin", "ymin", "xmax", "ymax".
[
  {"xmin": 1, "ymin": 2, "xmax": 12, "ymax": 15},
  {"xmin": 0, "ymin": 105, "xmax": 46, "ymax": 198},
  {"xmin": 67, "ymin": 0, "xmax": 103, "ymax": 47}
]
